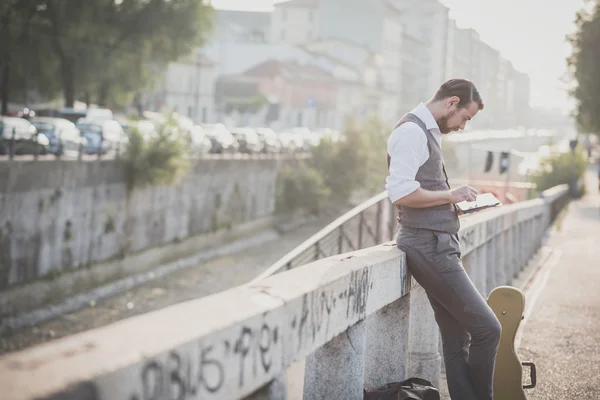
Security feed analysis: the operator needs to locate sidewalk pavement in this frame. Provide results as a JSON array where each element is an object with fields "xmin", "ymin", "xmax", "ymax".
[{"xmin": 517, "ymin": 170, "xmax": 600, "ymax": 399}]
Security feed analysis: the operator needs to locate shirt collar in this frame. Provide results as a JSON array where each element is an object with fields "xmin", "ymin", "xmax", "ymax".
[{"xmin": 411, "ymin": 102, "xmax": 440, "ymax": 132}]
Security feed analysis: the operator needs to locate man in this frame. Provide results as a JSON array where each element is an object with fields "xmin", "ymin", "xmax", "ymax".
[{"xmin": 385, "ymin": 79, "xmax": 501, "ymax": 400}]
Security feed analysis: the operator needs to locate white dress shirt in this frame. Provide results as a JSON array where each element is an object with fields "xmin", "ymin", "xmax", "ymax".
[{"xmin": 385, "ymin": 103, "xmax": 443, "ymax": 203}]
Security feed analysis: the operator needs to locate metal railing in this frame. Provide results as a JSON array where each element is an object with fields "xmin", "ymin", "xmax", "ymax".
[
  {"xmin": 254, "ymin": 191, "xmax": 397, "ymax": 280},
  {"xmin": 256, "ymin": 179, "xmax": 542, "ymax": 282}
]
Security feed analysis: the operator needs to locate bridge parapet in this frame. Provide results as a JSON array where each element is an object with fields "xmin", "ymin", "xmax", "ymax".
[{"xmin": 0, "ymin": 185, "xmax": 569, "ymax": 400}]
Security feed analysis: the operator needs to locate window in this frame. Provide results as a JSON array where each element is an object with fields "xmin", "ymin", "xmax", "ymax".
[
  {"xmin": 202, "ymin": 107, "xmax": 207, "ymax": 122},
  {"xmin": 282, "ymin": 8, "xmax": 287, "ymax": 20},
  {"xmin": 309, "ymin": 10, "xmax": 314, "ymax": 22},
  {"xmin": 188, "ymin": 106, "xmax": 193, "ymax": 117},
  {"xmin": 281, "ymin": 29, "xmax": 286, "ymax": 41},
  {"xmin": 308, "ymin": 31, "xmax": 312, "ymax": 40}
]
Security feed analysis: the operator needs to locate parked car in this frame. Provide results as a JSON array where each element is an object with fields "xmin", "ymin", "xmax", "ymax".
[
  {"xmin": 202, "ymin": 123, "xmax": 238, "ymax": 153},
  {"xmin": 125, "ymin": 120, "xmax": 158, "ymax": 142},
  {"xmin": 0, "ymin": 116, "xmax": 49, "ymax": 155},
  {"xmin": 278, "ymin": 130, "xmax": 305, "ymax": 153},
  {"xmin": 189, "ymin": 125, "xmax": 213, "ymax": 155},
  {"xmin": 76, "ymin": 119, "xmax": 127, "ymax": 155},
  {"xmin": 290, "ymin": 127, "xmax": 319, "ymax": 150},
  {"xmin": 230, "ymin": 127, "xmax": 262, "ymax": 154},
  {"xmin": 255, "ymin": 127, "xmax": 282, "ymax": 153},
  {"xmin": 30, "ymin": 117, "xmax": 86, "ymax": 157},
  {"xmin": 36, "ymin": 107, "xmax": 114, "ymax": 123}
]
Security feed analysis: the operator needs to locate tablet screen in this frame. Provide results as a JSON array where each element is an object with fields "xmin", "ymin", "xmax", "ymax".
[{"xmin": 457, "ymin": 193, "xmax": 502, "ymax": 213}]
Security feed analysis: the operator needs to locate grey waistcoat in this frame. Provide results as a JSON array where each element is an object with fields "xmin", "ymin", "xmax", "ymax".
[{"xmin": 387, "ymin": 113, "xmax": 460, "ymax": 234}]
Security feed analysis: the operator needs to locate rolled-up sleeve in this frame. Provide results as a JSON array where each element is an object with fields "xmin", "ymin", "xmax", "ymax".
[{"xmin": 385, "ymin": 123, "xmax": 428, "ymax": 203}]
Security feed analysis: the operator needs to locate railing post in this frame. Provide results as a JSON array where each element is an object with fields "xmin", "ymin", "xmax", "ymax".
[
  {"xmin": 466, "ymin": 233, "xmax": 487, "ymax": 296},
  {"xmin": 495, "ymin": 226, "xmax": 507, "ymax": 287},
  {"xmin": 517, "ymin": 221, "xmax": 525, "ymax": 273},
  {"xmin": 313, "ymin": 242, "xmax": 320, "ymax": 261},
  {"xmin": 244, "ymin": 374, "xmax": 288, "ymax": 400},
  {"xmin": 9, "ymin": 127, "xmax": 16, "ymax": 160},
  {"xmin": 485, "ymin": 240, "xmax": 496, "ymax": 295},
  {"xmin": 388, "ymin": 202, "xmax": 396, "ymax": 241},
  {"xmin": 375, "ymin": 201, "xmax": 382, "ymax": 243},
  {"xmin": 338, "ymin": 225, "xmax": 344, "ymax": 253},
  {"xmin": 509, "ymin": 222, "xmax": 515, "ymax": 279},
  {"xmin": 304, "ymin": 321, "xmax": 367, "ymax": 400},
  {"xmin": 78, "ymin": 132, "xmax": 84, "ymax": 161},
  {"xmin": 364, "ymin": 294, "xmax": 411, "ymax": 390},
  {"xmin": 407, "ymin": 284, "xmax": 440, "ymax": 388},
  {"xmin": 509, "ymin": 221, "xmax": 518, "ymax": 280},
  {"xmin": 358, "ymin": 212, "xmax": 364, "ymax": 249},
  {"xmin": 33, "ymin": 130, "xmax": 39, "ymax": 160}
]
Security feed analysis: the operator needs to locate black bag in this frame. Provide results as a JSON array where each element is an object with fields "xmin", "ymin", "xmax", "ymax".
[{"xmin": 363, "ymin": 377, "xmax": 440, "ymax": 400}]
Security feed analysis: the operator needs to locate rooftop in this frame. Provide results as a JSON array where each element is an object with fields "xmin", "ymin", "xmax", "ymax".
[{"xmin": 273, "ymin": 0, "xmax": 318, "ymax": 8}]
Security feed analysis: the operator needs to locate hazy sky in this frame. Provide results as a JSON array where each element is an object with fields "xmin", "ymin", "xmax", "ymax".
[{"xmin": 211, "ymin": 0, "xmax": 587, "ymax": 112}]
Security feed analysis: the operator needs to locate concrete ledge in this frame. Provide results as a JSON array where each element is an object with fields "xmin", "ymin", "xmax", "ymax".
[
  {"xmin": 0, "ymin": 185, "xmax": 570, "ymax": 400},
  {"xmin": 0, "ymin": 245, "xmax": 408, "ymax": 400}
]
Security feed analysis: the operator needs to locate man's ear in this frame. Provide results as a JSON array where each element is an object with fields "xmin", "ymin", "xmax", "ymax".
[{"xmin": 447, "ymin": 96, "xmax": 460, "ymax": 108}]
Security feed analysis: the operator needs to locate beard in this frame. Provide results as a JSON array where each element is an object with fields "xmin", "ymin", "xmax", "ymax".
[{"xmin": 437, "ymin": 109, "xmax": 457, "ymax": 134}]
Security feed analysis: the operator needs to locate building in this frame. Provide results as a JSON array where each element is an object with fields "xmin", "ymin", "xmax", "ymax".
[
  {"xmin": 203, "ymin": 41, "xmax": 382, "ymax": 129},
  {"xmin": 271, "ymin": 0, "xmax": 415, "ymax": 124},
  {"xmin": 216, "ymin": 59, "xmax": 338, "ymax": 130},
  {"xmin": 200, "ymin": 0, "xmax": 533, "ymax": 130},
  {"xmin": 513, "ymin": 70, "xmax": 531, "ymax": 127},
  {"xmin": 476, "ymin": 41, "xmax": 502, "ymax": 127},
  {"xmin": 271, "ymin": 0, "xmax": 319, "ymax": 45},
  {"xmin": 445, "ymin": 21, "xmax": 481, "ymax": 80},
  {"xmin": 144, "ymin": 50, "xmax": 216, "ymax": 123},
  {"xmin": 210, "ymin": 9, "xmax": 271, "ymax": 44},
  {"xmin": 423, "ymin": 0, "xmax": 451, "ymax": 98},
  {"xmin": 303, "ymin": 39, "xmax": 384, "ymax": 126}
]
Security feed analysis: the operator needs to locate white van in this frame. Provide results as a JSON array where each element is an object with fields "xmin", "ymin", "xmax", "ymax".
[
  {"xmin": 76, "ymin": 119, "xmax": 127, "ymax": 155},
  {"xmin": 58, "ymin": 108, "xmax": 114, "ymax": 123}
]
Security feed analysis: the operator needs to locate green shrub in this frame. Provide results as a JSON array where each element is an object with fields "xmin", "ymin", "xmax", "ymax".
[
  {"xmin": 125, "ymin": 116, "xmax": 189, "ymax": 189},
  {"xmin": 531, "ymin": 148, "xmax": 588, "ymax": 193},
  {"xmin": 307, "ymin": 117, "xmax": 388, "ymax": 203},
  {"xmin": 278, "ymin": 117, "xmax": 388, "ymax": 215},
  {"xmin": 275, "ymin": 163, "xmax": 331, "ymax": 215}
]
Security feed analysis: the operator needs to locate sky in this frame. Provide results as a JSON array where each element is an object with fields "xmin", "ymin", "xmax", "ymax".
[{"xmin": 210, "ymin": 0, "xmax": 587, "ymax": 112}]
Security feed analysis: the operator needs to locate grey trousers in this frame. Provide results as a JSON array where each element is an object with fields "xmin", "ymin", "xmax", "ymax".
[{"xmin": 397, "ymin": 227, "xmax": 501, "ymax": 400}]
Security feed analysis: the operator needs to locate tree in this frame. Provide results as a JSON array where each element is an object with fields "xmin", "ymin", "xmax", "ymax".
[
  {"xmin": 91, "ymin": 0, "xmax": 214, "ymax": 107},
  {"xmin": 0, "ymin": 0, "xmax": 57, "ymax": 114},
  {"xmin": 35, "ymin": 0, "xmax": 213, "ymax": 108},
  {"xmin": 531, "ymin": 148, "xmax": 587, "ymax": 194},
  {"xmin": 567, "ymin": 1, "xmax": 600, "ymax": 134}
]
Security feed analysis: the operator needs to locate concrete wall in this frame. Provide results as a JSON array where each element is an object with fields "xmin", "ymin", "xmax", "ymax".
[
  {"xmin": 0, "ymin": 185, "xmax": 569, "ymax": 400},
  {"xmin": 0, "ymin": 158, "xmax": 281, "ymax": 291}
]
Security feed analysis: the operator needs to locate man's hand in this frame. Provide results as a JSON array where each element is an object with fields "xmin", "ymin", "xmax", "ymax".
[{"xmin": 450, "ymin": 185, "xmax": 478, "ymax": 203}]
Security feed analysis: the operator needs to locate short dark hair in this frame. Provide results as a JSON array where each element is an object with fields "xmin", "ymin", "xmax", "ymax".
[{"xmin": 433, "ymin": 78, "xmax": 484, "ymax": 110}]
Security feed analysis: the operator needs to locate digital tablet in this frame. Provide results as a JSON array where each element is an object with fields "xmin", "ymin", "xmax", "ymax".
[{"xmin": 457, "ymin": 193, "xmax": 502, "ymax": 214}]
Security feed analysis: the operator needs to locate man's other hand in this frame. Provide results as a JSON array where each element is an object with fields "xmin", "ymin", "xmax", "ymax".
[{"xmin": 450, "ymin": 185, "xmax": 478, "ymax": 203}]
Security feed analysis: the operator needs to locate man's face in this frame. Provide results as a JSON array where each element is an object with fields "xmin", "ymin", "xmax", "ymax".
[{"xmin": 437, "ymin": 98, "xmax": 480, "ymax": 134}]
